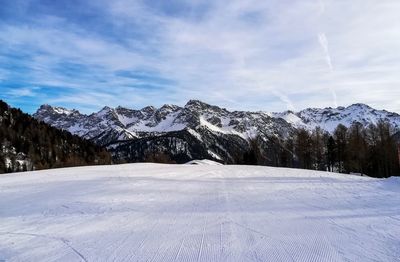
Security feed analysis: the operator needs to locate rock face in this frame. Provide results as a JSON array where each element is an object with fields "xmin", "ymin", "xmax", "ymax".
[{"xmin": 33, "ymin": 100, "xmax": 400, "ymax": 163}]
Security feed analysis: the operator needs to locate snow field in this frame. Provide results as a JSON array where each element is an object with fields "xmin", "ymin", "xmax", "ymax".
[{"xmin": 0, "ymin": 163, "xmax": 399, "ymax": 261}]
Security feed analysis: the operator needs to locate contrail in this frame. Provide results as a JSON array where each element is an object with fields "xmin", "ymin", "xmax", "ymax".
[
  {"xmin": 272, "ymin": 90, "xmax": 295, "ymax": 111},
  {"xmin": 317, "ymin": 0, "xmax": 338, "ymax": 107},
  {"xmin": 318, "ymin": 33, "xmax": 333, "ymax": 72},
  {"xmin": 318, "ymin": 33, "xmax": 338, "ymax": 107}
]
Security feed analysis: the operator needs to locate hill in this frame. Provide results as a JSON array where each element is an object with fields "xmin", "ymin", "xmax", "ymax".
[
  {"xmin": 0, "ymin": 163, "xmax": 399, "ymax": 261},
  {"xmin": 0, "ymin": 100, "xmax": 111, "ymax": 173}
]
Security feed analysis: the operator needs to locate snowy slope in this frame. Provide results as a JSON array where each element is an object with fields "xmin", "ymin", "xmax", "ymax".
[{"xmin": 1, "ymin": 164, "xmax": 399, "ymax": 261}]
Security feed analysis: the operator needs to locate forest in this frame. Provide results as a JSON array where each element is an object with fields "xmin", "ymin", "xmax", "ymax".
[
  {"xmin": 244, "ymin": 121, "xmax": 400, "ymax": 178},
  {"xmin": 0, "ymin": 100, "xmax": 111, "ymax": 173}
]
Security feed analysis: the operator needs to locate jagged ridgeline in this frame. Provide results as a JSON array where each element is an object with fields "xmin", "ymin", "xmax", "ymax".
[
  {"xmin": 0, "ymin": 100, "xmax": 111, "ymax": 173},
  {"xmin": 33, "ymin": 100, "xmax": 400, "ymax": 177},
  {"xmin": 33, "ymin": 100, "xmax": 295, "ymax": 165}
]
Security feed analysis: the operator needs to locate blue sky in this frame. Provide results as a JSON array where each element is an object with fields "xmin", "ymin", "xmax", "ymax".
[{"xmin": 1, "ymin": 0, "xmax": 400, "ymax": 114}]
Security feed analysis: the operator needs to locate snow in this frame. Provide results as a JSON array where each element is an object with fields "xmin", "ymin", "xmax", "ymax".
[
  {"xmin": 128, "ymin": 113, "xmax": 187, "ymax": 133},
  {"xmin": 116, "ymin": 114, "xmax": 137, "ymax": 127},
  {"xmin": 206, "ymin": 150, "xmax": 223, "ymax": 160},
  {"xmin": 199, "ymin": 116, "xmax": 224, "ymax": 133},
  {"xmin": 1, "ymin": 164, "xmax": 399, "ymax": 261},
  {"xmin": 185, "ymin": 159, "xmax": 223, "ymax": 165},
  {"xmin": 4, "ymin": 157, "xmax": 11, "ymax": 169},
  {"xmin": 52, "ymin": 107, "xmax": 74, "ymax": 115},
  {"xmin": 273, "ymin": 111, "xmax": 304, "ymax": 127},
  {"xmin": 186, "ymin": 128, "xmax": 203, "ymax": 142},
  {"xmin": 199, "ymin": 116, "xmax": 248, "ymax": 138}
]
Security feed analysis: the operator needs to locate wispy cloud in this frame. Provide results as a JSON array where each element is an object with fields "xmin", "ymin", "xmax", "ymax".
[
  {"xmin": 0, "ymin": 0, "xmax": 399, "ymax": 113},
  {"xmin": 6, "ymin": 87, "xmax": 40, "ymax": 97}
]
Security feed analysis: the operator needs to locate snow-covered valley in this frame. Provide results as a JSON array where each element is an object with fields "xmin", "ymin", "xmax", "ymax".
[{"xmin": 0, "ymin": 163, "xmax": 399, "ymax": 261}]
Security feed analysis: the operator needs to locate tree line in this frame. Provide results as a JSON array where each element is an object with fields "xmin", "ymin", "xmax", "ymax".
[
  {"xmin": 0, "ymin": 100, "xmax": 112, "ymax": 173},
  {"xmin": 244, "ymin": 121, "xmax": 400, "ymax": 178}
]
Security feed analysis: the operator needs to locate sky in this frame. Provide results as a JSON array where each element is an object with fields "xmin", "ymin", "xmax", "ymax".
[{"xmin": 0, "ymin": 0, "xmax": 400, "ymax": 114}]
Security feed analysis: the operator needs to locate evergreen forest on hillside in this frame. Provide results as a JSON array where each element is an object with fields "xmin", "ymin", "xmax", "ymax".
[
  {"xmin": 244, "ymin": 122, "xmax": 400, "ymax": 178},
  {"xmin": 0, "ymin": 100, "xmax": 111, "ymax": 173}
]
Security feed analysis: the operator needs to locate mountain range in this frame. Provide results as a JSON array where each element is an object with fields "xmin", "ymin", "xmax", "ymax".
[{"xmin": 34, "ymin": 100, "xmax": 400, "ymax": 164}]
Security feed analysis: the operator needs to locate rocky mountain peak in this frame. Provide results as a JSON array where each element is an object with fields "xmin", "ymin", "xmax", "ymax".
[
  {"xmin": 98, "ymin": 106, "xmax": 113, "ymax": 113},
  {"xmin": 160, "ymin": 104, "xmax": 180, "ymax": 112},
  {"xmin": 37, "ymin": 104, "xmax": 53, "ymax": 110},
  {"xmin": 185, "ymin": 100, "xmax": 211, "ymax": 109},
  {"xmin": 346, "ymin": 103, "xmax": 372, "ymax": 110},
  {"xmin": 184, "ymin": 100, "xmax": 228, "ymax": 114},
  {"xmin": 141, "ymin": 105, "xmax": 156, "ymax": 114},
  {"xmin": 36, "ymin": 104, "xmax": 80, "ymax": 116}
]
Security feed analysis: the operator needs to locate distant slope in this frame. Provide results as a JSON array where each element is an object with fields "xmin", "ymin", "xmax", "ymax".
[
  {"xmin": 0, "ymin": 100, "xmax": 111, "ymax": 173},
  {"xmin": 0, "ymin": 163, "xmax": 399, "ymax": 261}
]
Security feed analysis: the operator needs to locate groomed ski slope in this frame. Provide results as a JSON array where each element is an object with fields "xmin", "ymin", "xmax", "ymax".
[{"xmin": 0, "ymin": 162, "xmax": 399, "ymax": 261}]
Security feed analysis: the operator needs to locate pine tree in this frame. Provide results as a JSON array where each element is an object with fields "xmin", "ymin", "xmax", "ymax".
[
  {"xmin": 311, "ymin": 127, "xmax": 326, "ymax": 170},
  {"xmin": 333, "ymin": 124, "xmax": 348, "ymax": 173},
  {"xmin": 346, "ymin": 122, "xmax": 368, "ymax": 174},
  {"xmin": 294, "ymin": 129, "xmax": 313, "ymax": 169}
]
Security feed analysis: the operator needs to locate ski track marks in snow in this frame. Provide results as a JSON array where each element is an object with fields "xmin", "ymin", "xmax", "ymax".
[{"xmin": 0, "ymin": 163, "xmax": 399, "ymax": 261}]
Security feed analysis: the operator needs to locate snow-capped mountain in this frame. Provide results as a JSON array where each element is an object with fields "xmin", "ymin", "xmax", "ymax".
[
  {"xmin": 34, "ymin": 100, "xmax": 400, "ymax": 163},
  {"xmin": 34, "ymin": 100, "xmax": 293, "ymax": 145},
  {"xmin": 272, "ymin": 103, "xmax": 400, "ymax": 133}
]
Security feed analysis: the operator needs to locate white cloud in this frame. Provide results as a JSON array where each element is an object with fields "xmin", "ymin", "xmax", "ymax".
[
  {"xmin": 1, "ymin": 0, "xmax": 399, "ymax": 113},
  {"xmin": 6, "ymin": 87, "xmax": 40, "ymax": 97}
]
